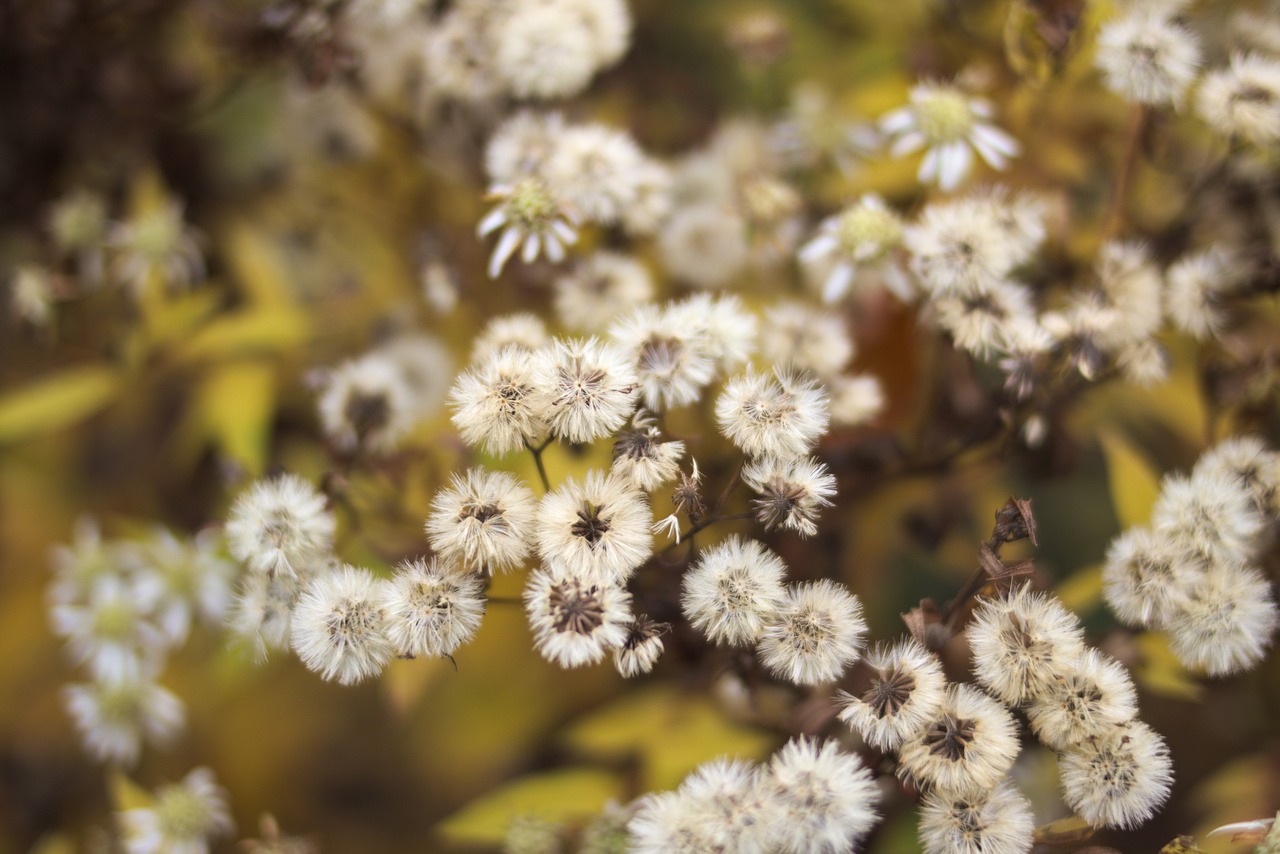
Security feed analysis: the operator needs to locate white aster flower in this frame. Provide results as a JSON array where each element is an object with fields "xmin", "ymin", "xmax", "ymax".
[
  {"xmin": 759, "ymin": 301, "xmax": 854, "ymax": 379},
  {"xmin": 1167, "ymin": 562, "xmax": 1278, "ymax": 677},
  {"xmin": 478, "ymin": 178, "xmax": 580, "ymax": 278},
  {"xmin": 716, "ymin": 369, "xmax": 829, "ymax": 459},
  {"xmin": 119, "ymin": 767, "xmax": 233, "ymax": 854},
  {"xmin": 537, "ymin": 470, "xmax": 652, "ymax": 583},
  {"xmin": 898, "ymin": 684, "xmax": 1021, "ymax": 798},
  {"xmin": 64, "ymin": 677, "xmax": 185, "ymax": 766},
  {"xmin": 554, "ymin": 251, "xmax": 654, "ymax": 333},
  {"xmin": 426, "ymin": 468, "xmax": 537, "ymax": 574},
  {"xmin": 758, "ymin": 579, "xmax": 867, "ymax": 685},
  {"xmin": 126, "ymin": 527, "xmax": 235, "ymax": 645},
  {"xmin": 225, "ymin": 474, "xmax": 335, "ymax": 579},
  {"xmin": 681, "ymin": 535, "xmax": 789, "ymax": 646},
  {"xmin": 1096, "ymin": 7, "xmax": 1200, "ymax": 107},
  {"xmin": 918, "ymin": 779, "xmax": 1035, "ymax": 854},
  {"xmin": 967, "ymin": 585, "xmax": 1086, "ymax": 705},
  {"xmin": 762, "ymin": 738, "xmax": 880, "ymax": 854},
  {"xmin": 1059, "ymin": 720, "xmax": 1173, "ymax": 829},
  {"xmin": 524, "ymin": 566, "xmax": 632, "ymax": 668},
  {"xmin": 837, "ymin": 638, "xmax": 947, "ymax": 752},
  {"xmin": 799, "ymin": 194, "xmax": 908, "ymax": 304},
  {"xmin": 657, "ymin": 203, "xmax": 750, "ymax": 289},
  {"xmin": 742, "ymin": 455, "xmax": 837, "ymax": 538},
  {"xmin": 533, "ymin": 337, "xmax": 638, "ymax": 444},
  {"xmin": 290, "ymin": 565, "xmax": 394, "ymax": 685},
  {"xmin": 880, "ymin": 83, "xmax": 1020, "ymax": 192},
  {"xmin": 1026, "ymin": 648, "xmax": 1139, "ymax": 751},
  {"xmin": 380, "ymin": 558, "xmax": 485, "ymax": 659},
  {"xmin": 48, "ymin": 516, "xmax": 118, "ymax": 608},
  {"xmin": 1197, "ymin": 54, "xmax": 1280, "ymax": 145},
  {"xmin": 50, "ymin": 575, "xmax": 168, "ymax": 683},
  {"xmin": 449, "ymin": 345, "xmax": 551, "ymax": 457}
]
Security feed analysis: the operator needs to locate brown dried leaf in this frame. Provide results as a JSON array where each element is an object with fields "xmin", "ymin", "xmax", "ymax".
[{"xmin": 1032, "ymin": 814, "xmax": 1094, "ymax": 845}]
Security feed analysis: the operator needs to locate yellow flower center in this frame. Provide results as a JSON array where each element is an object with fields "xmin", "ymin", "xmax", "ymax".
[
  {"xmin": 915, "ymin": 88, "xmax": 974, "ymax": 144},
  {"xmin": 836, "ymin": 203, "xmax": 902, "ymax": 259}
]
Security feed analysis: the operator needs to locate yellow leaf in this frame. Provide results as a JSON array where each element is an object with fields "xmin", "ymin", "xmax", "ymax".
[
  {"xmin": 1135, "ymin": 632, "xmax": 1203, "ymax": 701},
  {"xmin": 106, "ymin": 768, "xmax": 153, "ymax": 812},
  {"xmin": 1097, "ymin": 430, "xmax": 1161, "ymax": 530},
  {"xmin": 381, "ymin": 655, "xmax": 452, "ymax": 717},
  {"xmin": 1057, "ymin": 563, "xmax": 1103, "ymax": 615},
  {"xmin": 195, "ymin": 361, "xmax": 275, "ymax": 475},
  {"xmin": 435, "ymin": 768, "xmax": 622, "ymax": 845},
  {"xmin": 27, "ymin": 834, "xmax": 77, "ymax": 854},
  {"xmin": 222, "ymin": 223, "xmax": 297, "ymax": 308},
  {"xmin": 1159, "ymin": 835, "xmax": 1206, "ymax": 853},
  {"xmin": 0, "ymin": 366, "xmax": 120, "ymax": 445},
  {"xmin": 1033, "ymin": 814, "xmax": 1095, "ymax": 844},
  {"xmin": 173, "ymin": 309, "xmax": 308, "ymax": 366}
]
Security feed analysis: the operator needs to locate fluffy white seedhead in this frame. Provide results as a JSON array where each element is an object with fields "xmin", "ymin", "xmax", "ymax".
[
  {"xmin": 967, "ymin": 585, "xmax": 1086, "ymax": 705},
  {"xmin": 1059, "ymin": 720, "xmax": 1173, "ymax": 829},
  {"xmin": 838, "ymin": 638, "xmax": 947, "ymax": 751},
  {"xmin": 609, "ymin": 303, "xmax": 716, "ymax": 411},
  {"xmin": 828, "ymin": 374, "xmax": 885, "ymax": 427},
  {"xmin": 676, "ymin": 292, "xmax": 757, "ymax": 373},
  {"xmin": 611, "ymin": 417, "xmax": 685, "ymax": 492},
  {"xmin": 1165, "ymin": 248, "xmax": 1247, "ymax": 340},
  {"xmin": 380, "ymin": 558, "xmax": 485, "ymax": 659},
  {"xmin": 1095, "ymin": 241, "xmax": 1164, "ymax": 349},
  {"xmin": 470, "ymin": 313, "xmax": 549, "ymax": 364},
  {"xmin": 229, "ymin": 569, "xmax": 311, "ymax": 658},
  {"xmin": 426, "ymin": 468, "xmax": 537, "ymax": 573},
  {"xmin": 672, "ymin": 758, "xmax": 773, "ymax": 852},
  {"xmin": 742, "ymin": 455, "xmax": 837, "ymax": 538},
  {"xmin": 450, "ymin": 345, "xmax": 551, "ymax": 457},
  {"xmin": 716, "ymin": 369, "xmax": 829, "ymax": 460},
  {"xmin": 1027, "ymin": 648, "xmax": 1138, "ymax": 751},
  {"xmin": 492, "ymin": 1, "xmax": 598, "ymax": 100},
  {"xmin": 537, "ymin": 470, "xmax": 652, "ymax": 583},
  {"xmin": 64, "ymin": 677, "xmax": 184, "ymax": 767},
  {"xmin": 759, "ymin": 301, "xmax": 854, "ymax": 379},
  {"xmin": 657, "ymin": 203, "xmax": 750, "ymax": 289},
  {"xmin": 524, "ymin": 566, "xmax": 632, "ymax": 668},
  {"xmin": 1198, "ymin": 54, "xmax": 1280, "ymax": 146},
  {"xmin": 554, "ymin": 251, "xmax": 654, "ymax": 333},
  {"xmin": 119, "ymin": 766, "xmax": 234, "ymax": 854},
  {"xmin": 545, "ymin": 124, "xmax": 647, "ymax": 226},
  {"xmin": 1167, "ymin": 562, "xmax": 1278, "ymax": 677},
  {"xmin": 918, "ymin": 778, "xmax": 1034, "ymax": 854},
  {"xmin": 226, "ymin": 474, "xmax": 335, "ymax": 578},
  {"xmin": 290, "ymin": 565, "xmax": 394, "ymax": 685},
  {"xmin": 681, "ymin": 535, "xmax": 789, "ymax": 646},
  {"xmin": 1195, "ymin": 435, "xmax": 1280, "ymax": 519},
  {"xmin": 758, "ymin": 579, "xmax": 867, "ymax": 685},
  {"xmin": 762, "ymin": 738, "xmax": 880, "ymax": 854},
  {"xmin": 485, "ymin": 110, "xmax": 565, "ymax": 186},
  {"xmin": 1096, "ymin": 8, "xmax": 1200, "ymax": 106},
  {"xmin": 533, "ymin": 337, "xmax": 638, "ymax": 443},
  {"xmin": 1102, "ymin": 526, "xmax": 1205, "ymax": 628},
  {"xmin": 614, "ymin": 616, "xmax": 666, "ymax": 677},
  {"xmin": 898, "ymin": 684, "xmax": 1021, "ymax": 798},
  {"xmin": 317, "ymin": 353, "xmax": 415, "ymax": 453},
  {"xmin": 1152, "ymin": 469, "xmax": 1265, "ymax": 566},
  {"xmin": 905, "ymin": 197, "xmax": 1021, "ymax": 298},
  {"xmin": 933, "ymin": 279, "xmax": 1036, "ymax": 359}
]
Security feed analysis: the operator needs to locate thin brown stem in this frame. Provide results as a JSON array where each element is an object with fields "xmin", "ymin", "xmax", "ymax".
[
  {"xmin": 525, "ymin": 438, "xmax": 552, "ymax": 493},
  {"xmin": 1103, "ymin": 103, "xmax": 1148, "ymax": 239}
]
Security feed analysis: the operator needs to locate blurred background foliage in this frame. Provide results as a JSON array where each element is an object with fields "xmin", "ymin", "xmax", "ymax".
[{"xmin": 0, "ymin": 0, "xmax": 1278, "ymax": 852}]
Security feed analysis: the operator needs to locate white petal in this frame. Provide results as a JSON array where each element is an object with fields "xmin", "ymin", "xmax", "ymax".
[
  {"xmin": 822, "ymin": 263, "xmax": 856, "ymax": 304},
  {"xmin": 879, "ymin": 107, "xmax": 916, "ymax": 135},
  {"xmin": 972, "ymin": 123, "xmax": 1021, "ymax": 157},
  {"xmin": 799, "ymin": 233, "xmax": 839, "ymax": 264},
  {"xmin": 551, "ymin": 219, "xmax": 578, "ymax": 245},
  {"xmin": 477, "ymin": 207, "xmax": 507, "ymax": 237},
  {"xmin": 970, "ymin": 135, "xmax": 1008, "ymax": 171},
  {"xmin": 522, "ymin": 233, "xmax": 540, "ymax": 263},
  {"xmin": 970, "ymin": 99, "xmax": 995, "ymax": 119},
  {"xmin": 938, "ymin": 142, "xmax": 973, "ymax": 191},
  {"xmin": 488, "ymin": 227, "xmax": 522, "ymax": 278},
  {"xmin": 544, "ymin": 233, "xmax": 566, "ymax": 263},
  {"xmin": 918, "ymin": 146, "xmax": 940, "ymax": 184},
  {"xmin": 890, "ymin": 131, "xmax": 927, "ymax": 158}
]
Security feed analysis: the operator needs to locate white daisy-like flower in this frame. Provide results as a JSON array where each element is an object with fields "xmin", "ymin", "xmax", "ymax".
[
  {"xmin": 125, "ymin": 527, "xmax": 234, "ymax": 645},
  {"xmin": 1095, "ymin": 7, "xmax": 1200, "ymax": 107},
  {"xmin": 905, "ymin": 196, "xmax": 1024, "ymax": 298},
  {"xmin": 290, "ymin": 565, "xmax": 394, "ymax": 685},
  {"xmin": 524, "ymin": 566, "xmax": 632, "ymax": 668},
  {"xmin": 1164, "ymin": 247, "xmax": 1248, "ymax": 340},
  {"xmin": 657, "ymin": 203, "xmax": 750, "ymax": 289},
  {"xmin": 1195, "ymin": 435, "xmax": 1280, "ymax": 518},
  {"xmin": 554, "ymin": 251, "xmax": 654, "ymax": 333},
  {"xmin": 109, "ymin": 202, "xmax": 205, "ymax": 294},
  {"xmin": 533, "ymin": 337, "xmax": 638, "ymax": 444},
  {"xmin": 64, "ymin": 677, "xmax": 185, "ymax": 766},
  {"xmin": 426, "ymin": 468, "xmax": 537, "ymax": 574},
  {"xmin": 1167, "ymin": 562, "xmax": 1278, "ymax": 677},
  {"xmin": 470, "ymin": 313, "xmax": 549, "ymax": 364},
  {"xmin": 478, "ymin": 178, "xmax": 580, "ymax": 278},
  {"xmin": 742, "ymin": 455, "xmax": 837, "ymax": 538},
  {"xmin": 759, "ymin": 301, "xmax": 854, "ymax": 379},
  {"xmin": 1197, "ymin": 54, "xmax": 1280, "ymax": 146},
  {"xmin": 119, "ymin": 767, "xmax": 234, "ymax": 854},
  {"xmin": 838, "ymin": 639, "xmax": 947, "ymax": 752},
  {"xmin": 1026, "ymin": 648, "xmax": 1138, "ymax": 751},
  {"xmin": 1152, "ymin": 469, "xmax": 1265, "ymax": 566},
  {"xmin": 614, "ymin": 615, "xmax": 666, "ymax": 677},
  {"xmin": 880, "ymin": 83, "xmax": 1021, "ymax": 192},
  {"xmin": 828, "ymin": 373, "xmax": 885, "ymax": 427},
  {"xmin": 47, "ymin": 516, "xmax": 118, "ymax": 608},
  {"xmin": 537, "ymin": 470, "xmax": 652, "ymax": 583},
  {"xmin": 611, "ymin": 415, "xmax": 686, "ymax": 492},
  {"xmin": 228, "ymin": 570, "xmax": 308, "ymax": 658},
  {"xmin": 762, "ymin": 738, "xmax": 880, "ymax": 854},
  {"xmin": 379, "ymin": 558, "xmax": 485, "ymax": 659},
  {"xmin": 681, "ymin": 535, "xmax": 789, "ymax": 646},
  {"xmin": 716, "ymin": 369, "xmax": 830, "ymax": 460},
  {"xmin": 50, "ymin": 575, "xmax": 168, "ymax": 683},
  {"xmin": 317, "ymin": 352, "xmax": 416, "ymax": 454},
  {"xmin": 609, "ymin": 303, "xmax": 716, "ymax": 411},
  {"xmin": 799, "ymin": 194, "xmax": 908, "ymax": 303},
  {"xmin": 918, "ymin": 779, "xmax": 1035, "ymax": 854},
  {"xmin": 225, "ymin": 474, "xmax": 335, "ymax": 579},
  {"xmin": 898, "ymin": 684, "xmax": 1021, "ymax": 798},
  {"xmin": 449, "ymin": 345, "xmax": 551, "ymax": 457},
  {"xmin": 967, "ymin": 585, "xmax": 1086, "ymax": 706},
  {"xmin": 758, "ymin": 579, "xmax": 867, "ymax": 685},
  {"xmin": 1059, "ymin": 720, "xmax": 1173, "ymax": 829}
]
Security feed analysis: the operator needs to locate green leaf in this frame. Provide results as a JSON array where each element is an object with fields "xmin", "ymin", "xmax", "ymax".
[
  {"xmin": 435, "ymin": 768, "xmax": 622, "ymax": 845},
  {"xmin": 0, "ymin": 366, "xmax": 120, "ymax": 444},
  {"xmin": 1098, "ymin": 430, "xmax": 1161, "ymax": 531}
]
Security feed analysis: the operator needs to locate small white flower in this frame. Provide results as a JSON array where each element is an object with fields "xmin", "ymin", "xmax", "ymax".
[
  {"xmin": 759, "ymin": 301, "xmax": 854, "ymax": 379},
  {"xmin": 932, "ymin": 279, "xmax": 1037, "ymax": 359},
  {"xmin": 880, "ymin": 83, "xmax": 1021, "ymax": 192},
  {"xmin": 716, "ymin": 369, "xmax": 829, "ymax": 460},
  {"xmin": 682, "ymin": 535, "xmax": 789, "ymax": 646},
  {"xmin": 554, "ymin": 251, "xmax": 654, "ymax": 333},
  {"xmin": 485, "ymin": 111, "xmax": 566, "ymax": 187},
  {"xmin": 1026, "ymin": 648, "xmax": 1139, "ymax": 751},
  {"xmin": 614, "ymin": 615, "xmax": 666, "ymax": 677},
  {"xmin": 50, "ymin": 575, "xmax": 168, "ymax": 683},
  {"xmin": 537, "ymin": 470, "xmax": 652, "ymax": 583},
  {"xmin": 837, "ymin": 639, "xmax": 947, "ymax": 752},
  {"xmin": 905, "ymin": 196, "xmax": 1024, "ymax": 298},
  {"xmin": 65, "ymin": 677, "xmax": 185, "ymax": 766},
  {"xmin": 533, "ymin": 337, "xmax": 638, "ymax": 444},
  {"xmin": 1197, "ymin": 54, "xmax": 1280, "ymax": 146},
  {"xmin": 380, "ymin": 558, "xmax": 485, "ymax": 658},
  {"xmin": 798, "ymin": 194, "xmax": 907, "ymax": 304},
  {"xmin": 478, "ymin": 178, "xmax": 579, "ymax": 278},
  {"xmin": 470, "ymin": 313, "xmax": 549, "ymax": 364},
  {"xmin": 609, "ymin": 303, "xmax": 716, "ymax": 411},
  {"xmin": 1164, "ymin": 247, "xmax": 1248, "ymax": 340},
  {"xmin": 449, "ymin": 345, "xmax": 551, "ymax": 457},
  {"xmin": 828, "ymin": 374, "xmax": 885, "ymax": 427},
  {"xmin": 492, "ymin": 1, "xmax": 599, "ymax": 100},
  {"xmin": 967, "ymin": 585, "xmax": 1086, "ymax": 705},
  {"xmin": 657, "ymin": 203, "xmax": 750, "ymax": 289},
  {"xmin": 742, "ymin": 455, "xmax": 837, "ymax": 538},
  {"xmin": 762, "ymin": 738, "xmax": 880, "ymax": 854},
  {"xmin": 317, "ymin": 353, "xmax": 416, "ymax": 453},
  {"xmin": 127, "ymin": 527, "xmax": 235, "ymax": 645},
  {"xmin": 1096, "ymin": 7, "xmax": 1200, "ymax": 107},
  {"xmin": 524, "ymin": 565, "xmax": 632, "ymax": 668},
  {"xmin": 898, "ymin": 684, "xmax": 1021, "ymax": 798},
  {"xmin": 1167, "ymin": 562, "xmax": 1278, "ymax": 677},
  {"xmin": 109, "ymin": 202, "xmax": 204, "ymax": 294},
  {"xmin": 918, "ymin": 779, "xmax": 1035, "ymax": 854},
  {"xmin": 426, "ymin": 468, "xmax": 537, "ymax": 573},
  {"xmin": 758, "ymin": 579, "xmax": 867, "ymax": 685},
  {"xmin": 1059, "ymin": 720, "xmax": 1173, "ymax": 829},
  {"xmin": 1152, "ymin": 469, "xmax": 1265, "ymax": 566},
  {"xmin": 119, "ymin": 767, "xmax": 234, "ymax": 854},
  {"xmin": 544, "ymin": 124, "xmax": 649, "ymax": 226},
  {"xmin": 290, "ymin": 565, "xmax": 394, "ymax": 685},
  {"xmin": 225, "ymin": 474, "xmax": 335, "ymax": 579},
  {"xmin": 1102, "ymin": 526, "xmax": 1205, "ymax": 628}
]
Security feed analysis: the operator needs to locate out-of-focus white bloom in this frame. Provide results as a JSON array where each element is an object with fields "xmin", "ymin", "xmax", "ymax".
[
  {"xmin": 614, "ymin": 615, "xmax": 666, "ymax": 677},
  {"xmin": 612, "ymin": 414, "xmax": 685, "ymax": 492},
  {"xmin": 670, "ymin": 292, "xmax": 757, "ymax": 373},
  {"xmin": 10, "ymin": 265, "xmax": 54, "ymax": 326},
  {"xmin": 49, "ymin": 188, "xmax": 107, "ymax": 283},
  {"xmin": 932, "ymin": 279, "xmax": 1036, "ymax": 358},
  {"xmin": 967, "ymin": 585, "xmax": 1086, "ymax": 705},
  {"xmin": 1167, "ymin": 562, "xmax": 1278, "ymax": 677},
  {"xmin": 621, "ymin": 158, "xmax": 675, "ymax": 236},
  {"xmin": 450, "ymin": 346, "xmax": 551, "ymax": 457},
  {"xmin": 759, "ymin": 302, "xmax": 854, "ymax": 378},
  {"xmin": 627, "ymin": 791, "xmax": 710, "ymax": 853},
  {"xmin": 1096, "ymin": 241, "xmax": 1164, "ymax": 348},
  {"xmin": 478, "ymin": 179, "xmax": 580, "ymax": 278},
  {"xmin": 1027, "ymin": 648, "xmax": 1138, "ymax": 750},
  {"xmin": 880, "ymin": 83, "xmax": 1020, "ymax": 192},
  {"xmin": 317, "ymin": 353, "xmax": 416, "ymax": 453},
  {"xmin": 50, "ymin": 576, "xmax": 168, "ymax": 683},
  {"xmin": 109, "ymin": 203, "xmax": 204, "ymax": 294},
  {"xmin": 228, "ymin": 570, "xmax": 308, "ymax": 658},
  {"xmin": 898, "ymin": 684, "xmax": 1020, "ymax": 798},
  {"xmin": 127, "ymin": 528, "xmax": 235, "ymax": 645},
  {"xmin": 771, "ymin": 83, "xmax": 881, "ymax": 174},
  {"xmin": 554, "ymin": 252, "xmax": 654, "ymax": 333},
  {"xmin": 544, "ymin": 125, "xmax": 648, "ymax": 226},
  {"xmin": 828, "ymin": 374, "xmax": 885, "ymax": 428},
  {"xmin": 1102, "ymin": 526, "xmax": 1205, "ymax": 628},
  {"xmin": 1116, "ymin": 338, "xmax": 1170, "ymax": 387},
  {"xmin": 226, "ymin": 475, "xmax": 334, "ymax": 581},
  {"xmin": 537, "ymin": 471, "xmax": 652, "ymax": 583},
  {"xmin": 657, "ymin": 203, "xmax": 750, "ymax": 289},
  {"xmin": 524, "ymin": 566, "xmax": 632, "ymax": 668},
  {"xmin": 918, "ymin": 779, "xmax": 1034, "ymax": 854},
  {"xmin": 905, "ymin": 197, "xmax": 1023, "ymax": 297},
  {"xmin": 485, "ymin": 111, "xmax": 566, "ymax": 186},
  {"xmin": 1196, "ymin": 435, "xmax": 1280, "ymax": 518},
  {"xmin": 1152, "ymin": 469, "xmax": 1265, "ymax": 565},
  {"xmin": 609, "ymin": 304, "xmax": 716, "ymax": 411},
  {"xmin": 49, "ymin": 516, "xmax": 124, "ymax": 607},
  {"xmin": 380, "ymin": 558, "xmax": 485, "ymax": 658},
  {"xmin": 426, "ymin": 468, "xmax": 537, "ymax": 573},
  {"xmin": 716, "ymin": 369, "xmax": 830, "ymax": 459},
  {"xmin": 421, "ymin": 5, "xmax": 503, "ymax": 104},
  {"xmin": 492, "ymin": 1, "xmax": 599, "ymax": 100},
  {"xmin": 65, "ymin": 677, "xmax": 185, "ymax": 766},
  {"xmin": 799, "ymin": 195, "xmax": 907, "ymax": 304},
  {"xmin": 378, "ymin": 334, "xmax": 452, "ymax": 420},
  {"xmin": 1059, "ymin": 720, "xmax": 1173, "ymax": 829},
  {"xmin": 119, "ymin": 767, "xmax": 233, "ymax": 854},
  {"xmin": 742, "ymin": 455, "xmax": 837, "ymax": 538},
  {"xmin": 1165, "ymin": 248, "xmax": 1248, "ymax": 340},
  {"xmin": 533, "ymin": 337, "xmax": 638, "ymax": 444},
  {"xmin": 1095, "ymin": 7, "xmax": 1200, "ymax": 106},
  {"xmin": 1197, "ymin": 54, "xmax": 1280, "ymax": 145},
  {"xmin": 758, "ymin": 579, "xmax": 867, "ymax": 685},
  {"xmin": 682, "ymin": 536, "xmax": 789, "ymax": 646},
  {"xmin": 838, "ymin": 639, "xmax": 947, "ymax": 751},
  {"xmin": 762, "ymin": 738, "xmax": 880, "ymax": 854},
  {"xmin": 422, "ymin": 261, "xmax": 461, "ymax": 314},
  {"xmin": 290, "ymin": 565, "xmax": 394, "ymax": 685},
  {"xmin": 479, "ymin": 314, "xmax": 551, "ymax": 361}
]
